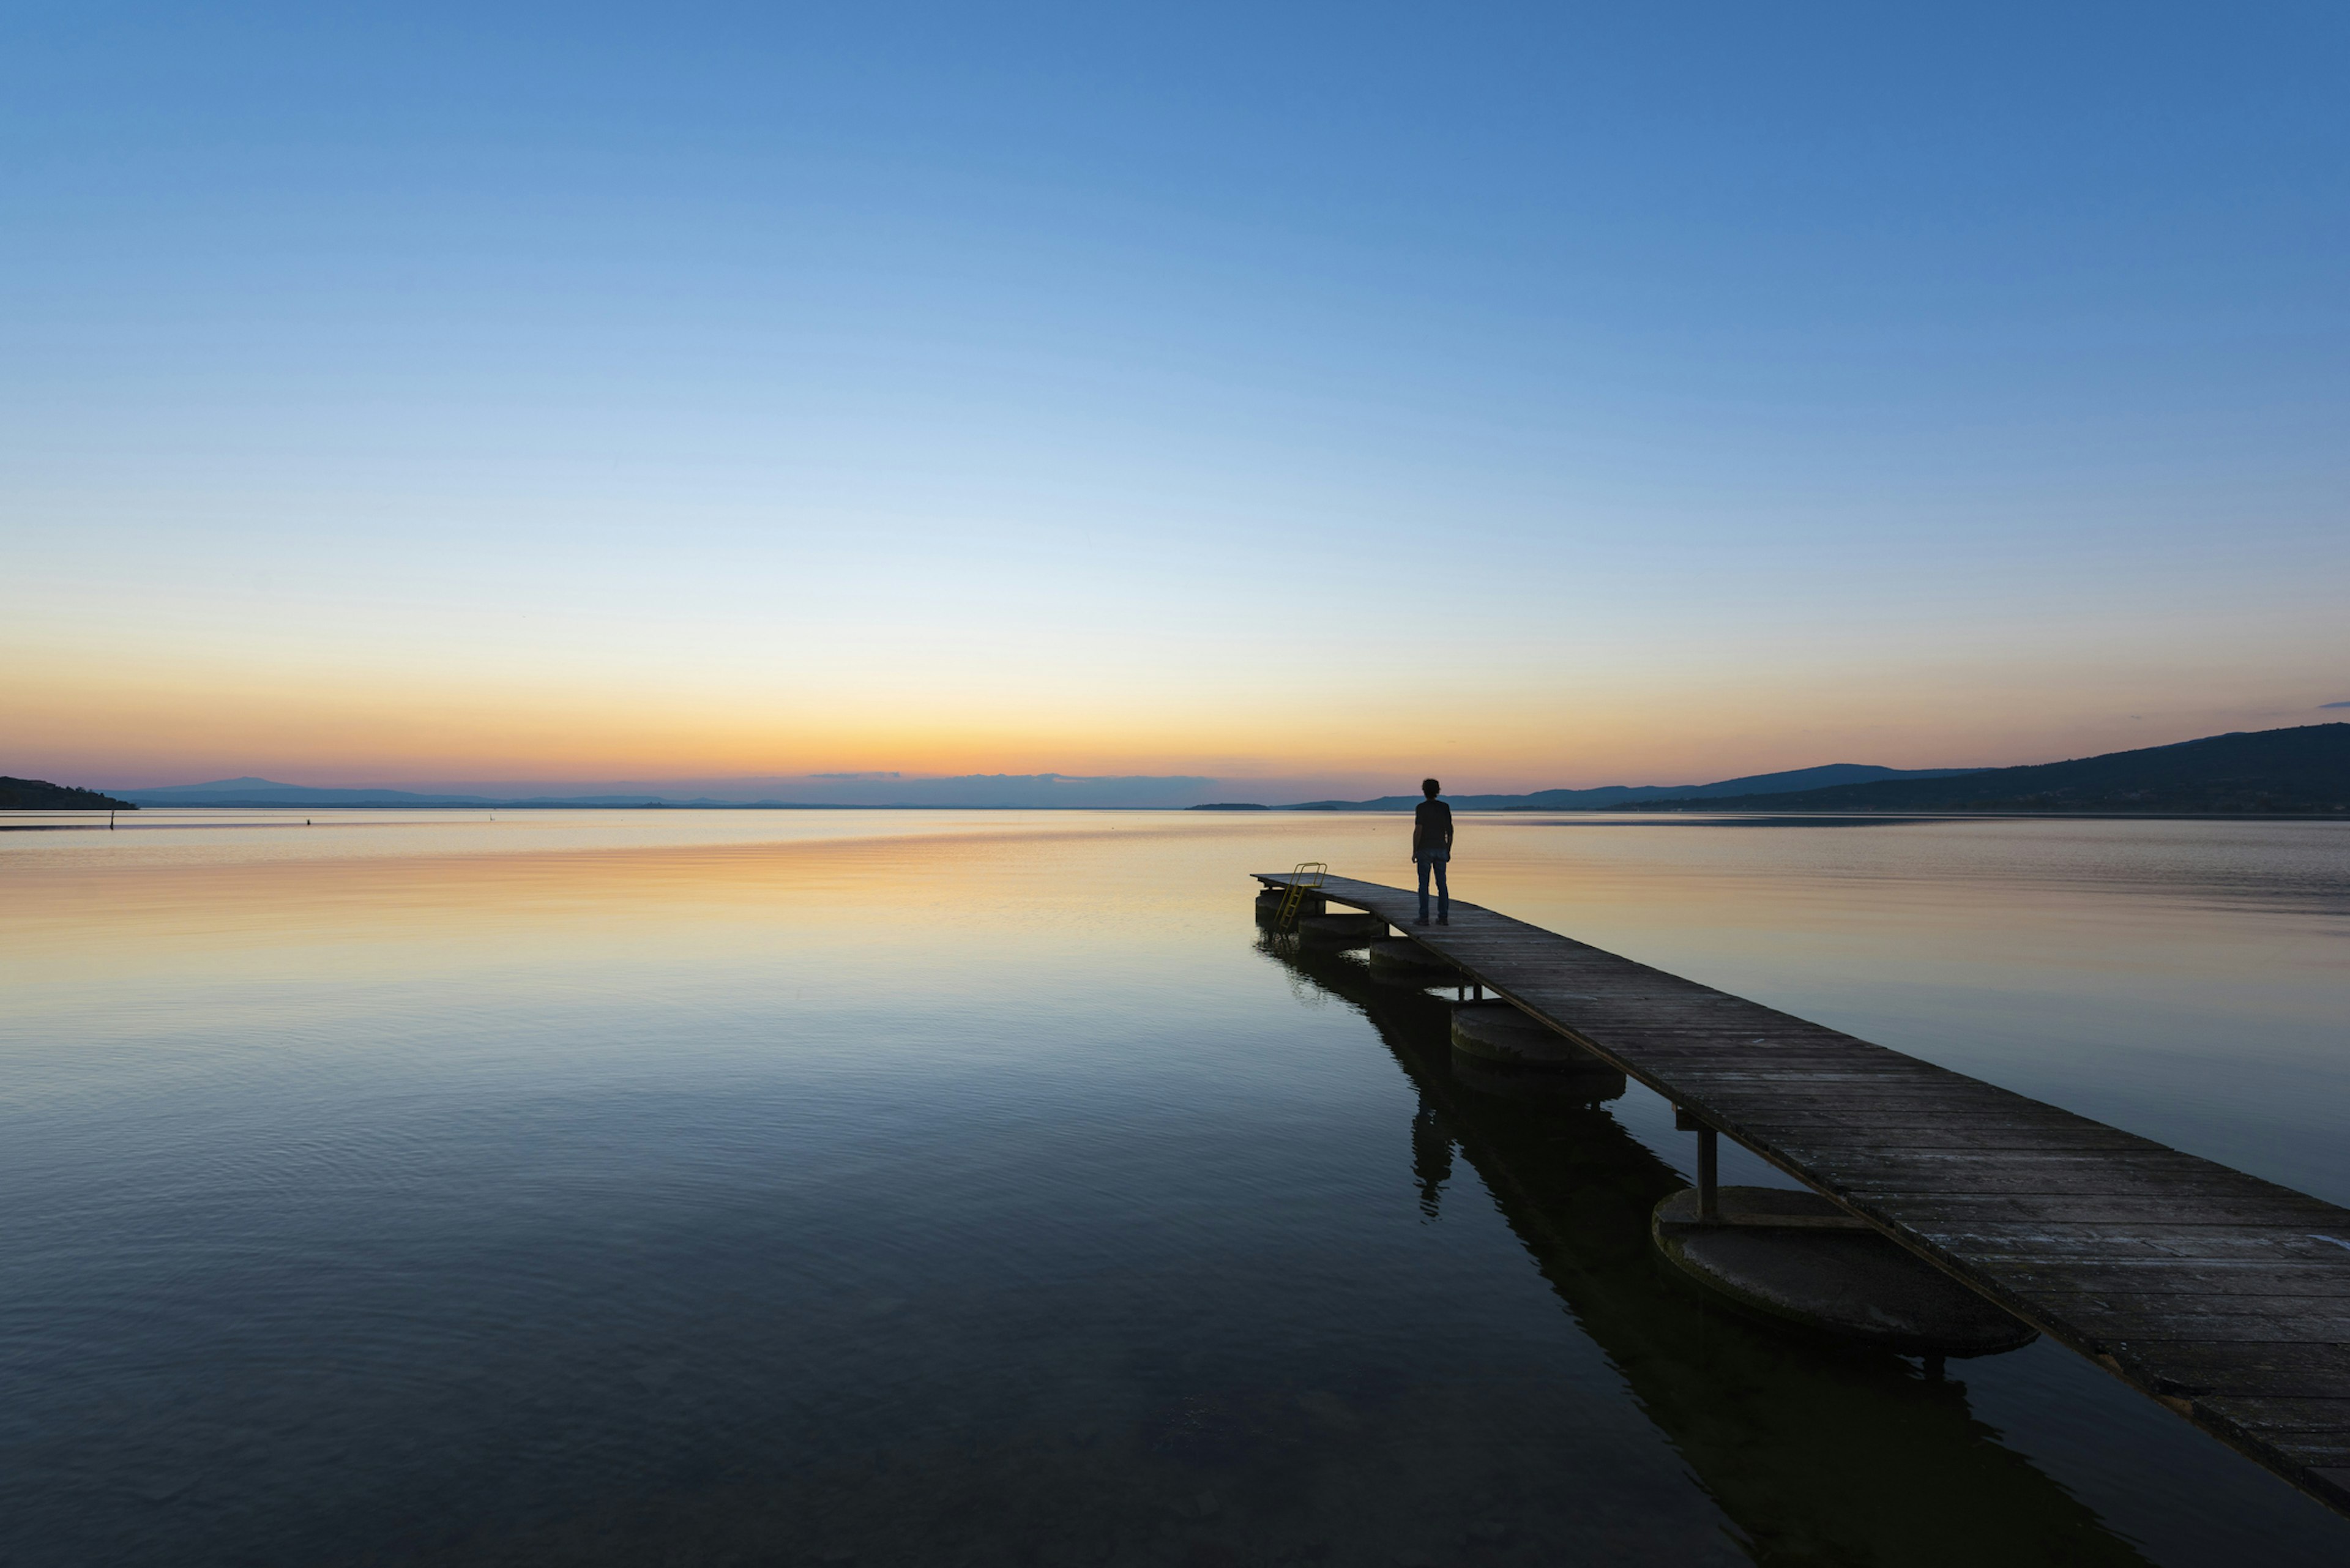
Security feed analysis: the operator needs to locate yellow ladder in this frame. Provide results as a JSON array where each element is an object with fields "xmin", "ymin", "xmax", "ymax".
[{"xmin": 1276, "ymin": 862, "xmax": 1328, "ymax": 930}]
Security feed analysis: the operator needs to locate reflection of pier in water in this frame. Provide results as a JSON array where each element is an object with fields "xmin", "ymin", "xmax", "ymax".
[{"xmin": 1264, "ymin": 932, "xmax": 2153, "ymax": 1566}]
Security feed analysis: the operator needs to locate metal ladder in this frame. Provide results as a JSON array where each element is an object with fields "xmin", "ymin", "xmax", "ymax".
[{"xmin": 1275, "ymin": 862, "xmax": 1328, "ymax": 930}]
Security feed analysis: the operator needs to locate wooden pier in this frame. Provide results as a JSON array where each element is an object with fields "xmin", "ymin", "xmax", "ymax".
[{"xmin": 1256, "ymin": 870, "xmax": 2350, "ymax": 1517}]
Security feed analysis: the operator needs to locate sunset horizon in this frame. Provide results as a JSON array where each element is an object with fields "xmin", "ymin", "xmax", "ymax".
[
  {"xmin": 9, "ymin": 6, "xmax": 2350, "ymax": 1562},
  {"xmin": 9, "ymin": 8, "xmax": 2343, "ymax": 802},
  {"xmin": 37, "ymin": 704, "xmax": 2348, "ymax": 807}
]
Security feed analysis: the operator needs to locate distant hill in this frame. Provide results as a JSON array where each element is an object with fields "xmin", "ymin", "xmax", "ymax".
[
  {"xmin": 1619, "ymin": 725, "xmax": 2350, "ymax": 815},
  {"xmin": 112, "ymin": 774, "xmax": 1223, "ymax": 809},
  {"xmin": 1285, "ymin": 763, "xmax": 1983, "ymax": 812},
  {"xmin": 1, "ymin": 776, "xmax": 137, "ymax": 810},
  {"xmin": 118, "ymin": 777, "xmax": 671, "ymax": 808}
]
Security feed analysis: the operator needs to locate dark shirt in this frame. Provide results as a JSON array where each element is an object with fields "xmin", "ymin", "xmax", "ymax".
[{"xmin": 1412, "ymin": 798, "xmax": 1453, "ymax": 861}]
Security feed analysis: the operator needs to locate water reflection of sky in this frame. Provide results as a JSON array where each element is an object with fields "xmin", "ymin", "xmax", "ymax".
[{"xmin": 2, "ymin": 810, "xmax": 2346, "ymax": 1565}]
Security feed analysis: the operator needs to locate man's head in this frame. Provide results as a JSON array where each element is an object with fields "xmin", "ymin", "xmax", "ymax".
[{"xmin": 1422, "ymin": 778, "xmax": 1441, "ymax": 799}]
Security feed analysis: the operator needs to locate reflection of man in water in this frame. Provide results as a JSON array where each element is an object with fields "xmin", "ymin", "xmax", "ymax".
[
  {"xmin": 1411, "ymin": 1095, "xmax": 1452, "ymax": 1219},
  {"xmin": 1412, "ymin": 777, "xmax": 1453, "ymax": 926}
]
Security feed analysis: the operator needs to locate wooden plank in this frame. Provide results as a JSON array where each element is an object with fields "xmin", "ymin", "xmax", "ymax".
[
  {"xmin": 1770, "ymin": 1127, "xmax": 2157, "ymax": 1152},
  {"xmin": 2196, "ymin": 1397, "xmax": 2350, "ymax": 1436},
  {"xmin": 1817, "ymin": 1167, "xmax": 2321, "ymax": 1203},
  {"xmin": 1909, "ymin": 1228, "xmax": 2350, "ymax": 1264},
  {"xmin": 1654, "ymin": 1086, "xmax": 2052, "ymax": 1112},
  {"xmin": 1841, "ymin": 1170, "xmax": 2338, "ymax": 1204},
  {"xmin": 2053, "ymin": 1310, "xmax": 2350, "ymax": 1343},
  {"xmin": 2128, "ymin": 1346, "xmax": 2350, "ymax": 1398},
  {"xmin": 1819, "ymin": 1148, "xmax": 2302, "ymax": 1178},
  {"xmin": 1751, "ymin": 1102, "xmax": 2136, "ymax": 1123},
  {"xmin": 1864, "ymin": 1193, "xmax": 2347, "ymax": 1226},
  {"xmin": 2039, "ymin": 1294, "xmax": 2350, "ymax": 1327},
  {"xmin": 2269, "ymin": 1439, "xmax": 2350, "ymax": 1469},
  {"xmin": 1976, "ymin": 1262, "xmax": 2350, "ymax": 1296}
]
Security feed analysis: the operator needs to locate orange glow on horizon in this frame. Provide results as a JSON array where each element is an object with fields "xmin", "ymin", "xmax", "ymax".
[{"xmin": 9, "ymin": 619, "xmax": 2322, "ymax": 796}]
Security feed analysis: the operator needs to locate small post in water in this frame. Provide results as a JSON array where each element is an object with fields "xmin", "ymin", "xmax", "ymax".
[{"xmin": 1697, "ymin": 1126, "xmax": 1720, "ymax": 1223}]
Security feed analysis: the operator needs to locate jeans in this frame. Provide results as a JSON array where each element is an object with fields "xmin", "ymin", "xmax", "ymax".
[{"xmin": 1416, "ymin": 856, "xmax": 1449, "ymax": 922}]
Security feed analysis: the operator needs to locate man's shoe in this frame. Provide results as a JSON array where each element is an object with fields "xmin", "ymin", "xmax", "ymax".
[
  {"xmin": 1438, "ymin": 916, "xmax": 1449, "ymax": 925},
  {"xmin": 1413, "ymin": 917, "xmax": 1430, "ymax": 926}
]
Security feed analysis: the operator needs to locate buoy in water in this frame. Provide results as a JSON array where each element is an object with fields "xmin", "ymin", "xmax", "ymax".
[{"xmin": 1651, "ymin": 1185, "xmax": 2037, "ymax": 1357}]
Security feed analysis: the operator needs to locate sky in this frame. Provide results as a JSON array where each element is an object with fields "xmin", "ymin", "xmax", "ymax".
[{"xmin": 5, "ymin": 2, "xmax": 2345, "ymax": 800}]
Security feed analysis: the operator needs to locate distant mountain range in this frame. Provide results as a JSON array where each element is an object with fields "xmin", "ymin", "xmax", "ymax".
[
  {"xmin": 1283, "ymin": 763, "xmax": 1984, "ymax": 812},
  {"xmin": 1617, "ymin": 725, "xmax": 2350, "ymax": 815},
  {"xmin": 114, "ymin": 777, "xmax": 748, "ymax": 808},
  {"xmin": 107, "ymin": 773, "xmax": 1221, "ymax": 810},
  {"xmin": 113, "ymin": 764, "xmax": 1982, "ymax": 812},
  {"xmin": 39, "ymin": 726, "xmax": 2346, "ymax": 815}
]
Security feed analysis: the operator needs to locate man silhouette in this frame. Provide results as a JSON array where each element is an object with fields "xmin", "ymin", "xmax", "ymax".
[{"xmin": 1412, "ymin": 777, "xmax": 1452, "ymax": 926}]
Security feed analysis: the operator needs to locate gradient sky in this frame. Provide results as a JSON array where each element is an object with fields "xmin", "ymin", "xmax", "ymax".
[{"xmin": 6, "ymin": 2, "xmax": 2345, "ymax": 797}]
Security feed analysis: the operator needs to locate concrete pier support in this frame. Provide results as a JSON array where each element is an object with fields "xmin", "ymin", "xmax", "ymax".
[
  {"xmin": 1651, "ymin": 1186, "xmax": 2037, "ymax": 1357},
  {"xmin": 1366, "ymin": 938, "xmax": 1457, "ymax": 981},
  {"xmin": 1448, "ymin": 1002, "xmax": 1625, "ymax": 1103},
  {"xmin": 1450, "ymin": 1003, "xmax": 1591, "ymax": 1066},
  {"xmin": 1255, "ymin": 889, "xmax": 1327, "ymax": 924},
  {"xmin": 1296, "ymin": 912, "xmax": 1386, "ymax": 944}
]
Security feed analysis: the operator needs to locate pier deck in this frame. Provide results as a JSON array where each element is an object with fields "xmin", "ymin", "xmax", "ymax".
[{"xmin": 1256, "ymin": 871, "xmax": 2350, "ymax": 1515}]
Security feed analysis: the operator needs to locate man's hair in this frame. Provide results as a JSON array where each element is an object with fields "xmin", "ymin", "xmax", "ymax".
[{"xmin": 1422, "ymin": 778, "xmax": 1441, "ymax": 797}]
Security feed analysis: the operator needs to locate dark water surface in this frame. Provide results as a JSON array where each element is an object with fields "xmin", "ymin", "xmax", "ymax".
[{"xmin": 4, "ymin": 810, "xmax": 2348, "ymax": 1566}]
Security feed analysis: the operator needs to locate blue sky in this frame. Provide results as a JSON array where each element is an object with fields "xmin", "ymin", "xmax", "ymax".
[{"xmin": 5, "ymin": 2, "xmax": 2344, "ymax": 794}]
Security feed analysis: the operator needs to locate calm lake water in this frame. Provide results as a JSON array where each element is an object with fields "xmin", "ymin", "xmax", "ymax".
[{"xmin": 4, "ymin": 808, "xmax": 2348, "ymax": 1566}]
